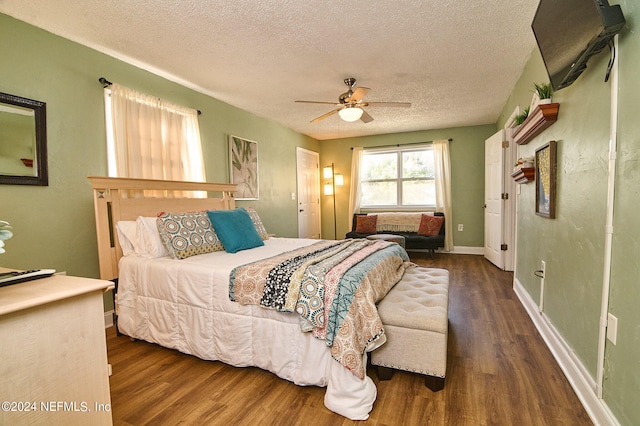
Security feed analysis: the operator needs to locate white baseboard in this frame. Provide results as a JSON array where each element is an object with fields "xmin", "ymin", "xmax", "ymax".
[
  {"xmin": 513, "ymin": 278, "xmax": 620, "ymax": 426},
  {"xmin": 451, "ymin": 246, "xmax": 484, "ymax": 255},
  {"xmin": 104, "ymin": 310, "xmax": 114, "ymax": 329},
  {"xmin": 407, "ymin": 246, "xmax": 483, "ymax": 256}
]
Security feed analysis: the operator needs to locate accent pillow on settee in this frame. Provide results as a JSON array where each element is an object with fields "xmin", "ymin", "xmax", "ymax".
[
  {"xmin": 355, "ymin": 215, "xmax": 377, "ymax": 233},
  {"xmin": 417, "ymin": 214, "xmax": 444, "ymax": 236}
]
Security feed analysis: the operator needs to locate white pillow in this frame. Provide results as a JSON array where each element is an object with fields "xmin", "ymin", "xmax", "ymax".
[
  {"xmin": 136, "ymin": 216, "xmax": 169, "ymax": 258},
  {"xmin": 115, "ymin": 221, "xmax": 138, "ymax": 256}
]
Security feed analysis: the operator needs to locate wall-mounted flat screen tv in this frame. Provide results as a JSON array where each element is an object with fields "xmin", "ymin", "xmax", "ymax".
[{"xmin": 532, "ymin": 0, "xmax": 625, "ymax": 91}]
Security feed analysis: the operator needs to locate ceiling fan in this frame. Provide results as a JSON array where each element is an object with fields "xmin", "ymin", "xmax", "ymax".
[{"xmin": 295, "ymin": 77, "xmax": 411, "ymax": 123}]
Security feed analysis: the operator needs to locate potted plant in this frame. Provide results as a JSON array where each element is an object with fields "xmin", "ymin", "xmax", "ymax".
[
  {"xmin": 514, "ymin": 106, "xmax": 530, "ymax": 126},
  {"xmin": 532, "ymin": 82, "xmax": 553, "ymax": 106},
  {"xmin": 514, "ymin": 156, "xmax": 534, "ymax": 170}
]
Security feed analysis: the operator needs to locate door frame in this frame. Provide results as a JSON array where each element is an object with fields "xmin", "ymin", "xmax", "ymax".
[
  {"xmin": 296, "ymin": 147, "xmax": 321, "ymax": 239},
  {"xmin": 503, "ymin": 107, "xmax": 520, "ymax": 272},
  {"xmin": 484, "ymin": 115, "xmax": 518, "ymax": 271},
  {"xmin": 484, "ymin": 129, "xmax": 506, "ymax": 269}
]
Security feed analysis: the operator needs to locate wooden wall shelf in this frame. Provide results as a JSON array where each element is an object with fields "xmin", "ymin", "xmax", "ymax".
[
  {"xmin": 511, "ymin": 167, "xmax": 535, "ymax": 184},
  {"xmin": 512, "ymin": 103, "xmax": 559, "ymax": 145}
]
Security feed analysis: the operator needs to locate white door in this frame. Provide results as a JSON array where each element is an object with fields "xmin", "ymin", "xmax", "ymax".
[
  {"xmin": 484, "ymin": 130, "xmax": 505, "ymax": 269},
  {"xmin": 296, "ymin": 148, "xmax": 321, "ymax": 239},
  {"xmin": 502, "ymin": 125, "xmax": 517, "ymax": 272}
]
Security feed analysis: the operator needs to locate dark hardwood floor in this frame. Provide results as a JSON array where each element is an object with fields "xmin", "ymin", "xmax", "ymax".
[{"xmin": 106, "ymin": 253, "xmax": 592, "ymax": 425}]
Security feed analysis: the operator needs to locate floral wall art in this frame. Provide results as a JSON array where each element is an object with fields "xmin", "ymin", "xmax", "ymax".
[
  {"xmin": 535, "ymin": 140, "xmax": 556, "ymax": 218},
  {"xmin": 229, "ymin": 135, "xmax": 259, "ymax": 200}
]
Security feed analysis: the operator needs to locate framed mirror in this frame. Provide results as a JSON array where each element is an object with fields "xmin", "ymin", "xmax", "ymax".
[{"xmin": 0, "ymin": 92, "xmax": 48, "ymax": 186}]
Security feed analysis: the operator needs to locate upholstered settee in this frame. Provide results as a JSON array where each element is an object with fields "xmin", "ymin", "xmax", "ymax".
[{"xmin": 345, "ymin": 212, "xmax": 445, "ymax": 256}]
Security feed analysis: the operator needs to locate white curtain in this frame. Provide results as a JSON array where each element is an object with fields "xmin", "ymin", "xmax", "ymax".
[
  {"xmin": 105, "ymin": 84, "xmax": 205, "ymax": 195},
  {"xmin": 348, "ymin": 147, "xmax": 364, "ymax": 230},
  {"xmin": 433, "ymin": 139, "xmax": 453, "ymax": 251}
]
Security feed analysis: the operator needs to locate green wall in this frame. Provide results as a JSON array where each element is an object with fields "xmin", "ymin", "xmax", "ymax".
[
  {"xmin": 499, "ymin": 1, "xmax": 639, "ymax": 423},
  {"xmin": 606, "ymin": 1, "xmax": 640, "ymax": 423},
  {"xmin": 507, "ymin": 49, "xmax": 610, "ymax": 374},
  {"xmin": 0, "ymin": 14, "xmax": 318, "ymax": 308},
  {"xmin": 319, "ymin": 126, "xmax": 494, "ymax": 248}
]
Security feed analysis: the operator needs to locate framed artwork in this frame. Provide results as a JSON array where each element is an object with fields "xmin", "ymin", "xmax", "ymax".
[
  {"xmin": 229, "ymin": 135, "xmax": 259, "ymax": 200},
  {"xmin": 535, "ymin": 140, "xmax": 557, "ymax": 218}
]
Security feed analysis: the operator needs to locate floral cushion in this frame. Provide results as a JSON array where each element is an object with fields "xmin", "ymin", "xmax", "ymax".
[
  {"xmin": 417, "ymin": 214, "xmax": 444, "ymax": 237},
  {"xmin": 355, "ymin": 215, "xmax": 378, "ymax": 233},
  {"xmin": 156, "ymin": 211, "xmax": 224, "ymax": 259},
  {"xmin": 245, "ymin": 207, "xmax": 269, "ymax": 240}
]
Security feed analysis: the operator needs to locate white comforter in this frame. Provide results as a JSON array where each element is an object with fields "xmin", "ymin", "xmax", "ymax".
[{"xmin": 116, "ymin": 237, "xmax": 380, "ymax": 420}]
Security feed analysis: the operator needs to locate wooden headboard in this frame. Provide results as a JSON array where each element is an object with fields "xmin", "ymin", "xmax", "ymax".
[{"xmin": 88, "ymin": 177, "xmax": 237, "ymax": 280}]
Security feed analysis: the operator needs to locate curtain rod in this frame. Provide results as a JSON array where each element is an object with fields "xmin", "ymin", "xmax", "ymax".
[
  {"xmin": 98, "ymin": 77, "xmax": 202, "ymax": 115},
  {"xmin": 350, "ymin": 138, "xmax": 452, "ymax": 150}
]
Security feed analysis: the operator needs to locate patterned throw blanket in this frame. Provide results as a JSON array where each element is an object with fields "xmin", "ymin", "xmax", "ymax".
[
  {"xmin": 373, "ymin": 212, "xmax": 423, "ymax": 232},
  {"xmin": 230, "ymin": 239, "xmax": 412, "ymax": 379}
]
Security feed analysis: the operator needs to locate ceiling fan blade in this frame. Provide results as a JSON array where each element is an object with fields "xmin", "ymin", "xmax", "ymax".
[
  {"xmin": 349, "ymin": 87, "xmax": 370, "ymax": 103},
  {"xmin": 310, "ymin": 108, "xmax": 341, "ymax": 123},
  {"xmin": 295, "ymin": 100, "xmax": 340, "ymax": 105},
  {"xmin": 364, "ymin": 101, "xmax": 412, "ymax": 108},
  {"xmin": 360, "ymin": 109, "xmax": 374, "ymax": 123}
]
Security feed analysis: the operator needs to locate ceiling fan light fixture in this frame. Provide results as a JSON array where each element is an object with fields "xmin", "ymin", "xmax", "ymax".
[{"xmin": 338, "ymin": 106, "xmax": 363, "ymax": 122}]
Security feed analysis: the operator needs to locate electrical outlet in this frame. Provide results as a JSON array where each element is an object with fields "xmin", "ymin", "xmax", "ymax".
[
  {"xmin": 607, "ymin": 313, "xmax": 618, "ymax": 345},
  {"xmin": 457, "ymin": 224, "xmax": 464, "ymax": 231}
]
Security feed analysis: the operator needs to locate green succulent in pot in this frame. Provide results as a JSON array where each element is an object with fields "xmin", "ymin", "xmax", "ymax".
[
  {"xmin": 514, "ymin": 106, "xmax": 530, "ymax": 126},
  {"xmin": 533, "ymin": 82, "xmax": 553, "ymax": 100}
]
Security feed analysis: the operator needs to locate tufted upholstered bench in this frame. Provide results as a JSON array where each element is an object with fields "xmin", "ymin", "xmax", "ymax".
[{"xmin": 372, "ymin": 266, "xmax": 450, "ymax": 391}]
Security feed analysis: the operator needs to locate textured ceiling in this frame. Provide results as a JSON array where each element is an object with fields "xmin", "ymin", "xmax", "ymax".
[{"xmin": 0, "ymin": 0, "xmax": 540, "ymax": 140}]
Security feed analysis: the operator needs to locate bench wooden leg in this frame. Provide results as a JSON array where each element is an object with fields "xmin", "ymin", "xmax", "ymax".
[
  {"xmin": 425, "ymin": 375, "xmax": 445, "ymax": 392},
  {"xmin": 378, "ymin": 366, "xmax": 445, "ymax": 392},
  {"xmin": 377, "ymin": 366, "xmax": 394, "ymax": 381}
]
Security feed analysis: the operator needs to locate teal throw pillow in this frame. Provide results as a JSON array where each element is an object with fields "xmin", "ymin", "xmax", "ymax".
[{"xmin": 206, "ymin": 208, "xmax": 265, "ymax": 253}]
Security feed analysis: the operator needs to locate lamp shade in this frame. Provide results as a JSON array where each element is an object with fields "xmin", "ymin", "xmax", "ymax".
[
  {"xmin": 334, "ymin": 173, "xmax": 344, "ymax": 186},
  {"xmin": 324, "ymin": 183, "xmax": 334, "ymax": 195},
  {"xmin": 338, "ymin": 106, "xmax": 363, "ymax": 122}
]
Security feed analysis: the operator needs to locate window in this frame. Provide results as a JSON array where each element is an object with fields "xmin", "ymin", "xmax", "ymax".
[
  {"xmin": 103, "ymin": 84, "xmax": 205, "ymax": 184},
  {"xmin": 360, "ymin": 144, "xmax": 435, "ymax": 209}
]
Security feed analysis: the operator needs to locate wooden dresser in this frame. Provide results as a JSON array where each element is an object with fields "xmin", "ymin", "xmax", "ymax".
[{"xmin": 0, "ymin": 271, "xmax": 114, "ymax": 425}]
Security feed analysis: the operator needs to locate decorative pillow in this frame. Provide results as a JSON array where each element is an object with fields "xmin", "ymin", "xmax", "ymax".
[
  {"xmin": 245, "ymin": 207, "xmax": 269, "ymax": 240},
  {"xmin": 156, "ymin": 211, "xmax": 224, "ymax": 259},
  {"xmin": 355, "ymin": 215, "xmax": 377, "ymax": 233},
  {"xmin": 136, "ymin": 216, "xmax": 169, "ymax": 258},
  {"xmin": 417, "ymin": 214, "xmax": 444, "ymax": 236},
  {"xmin": 206, "ymin": 208, "xmax": 265, "ymax": 253}
]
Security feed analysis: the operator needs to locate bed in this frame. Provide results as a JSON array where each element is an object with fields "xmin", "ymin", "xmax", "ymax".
[{"xmin": 89, "ymin": 176, "xmax": 413, "ymax": 420}]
